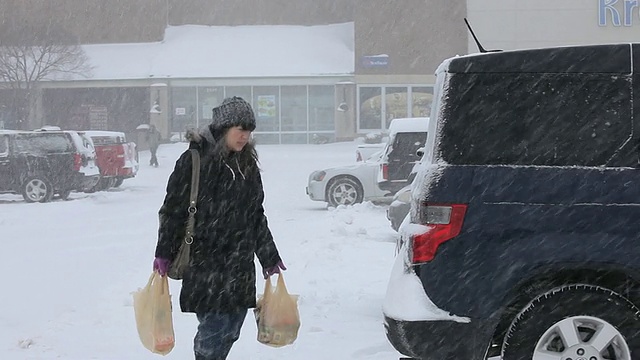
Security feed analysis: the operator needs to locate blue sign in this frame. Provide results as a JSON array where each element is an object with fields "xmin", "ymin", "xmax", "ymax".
[
  {"xmin": 599, "ymin": 0, "xmax": 639, "ymax": 26},
  {"xmin": 362, "ymin": 55, "xmax": 389, "ymax": 68}
]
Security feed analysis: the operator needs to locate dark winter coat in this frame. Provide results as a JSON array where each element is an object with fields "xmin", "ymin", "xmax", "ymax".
[
  {"xmin": 147, "ymin": 128, "xmax": 161, "ymax": 151},
  {"xmin": 154, "ymin": 126, "xmax": 281, "ymax": 314}
]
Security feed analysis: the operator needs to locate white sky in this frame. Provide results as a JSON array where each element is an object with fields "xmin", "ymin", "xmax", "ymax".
[
  {"xmin": 0, "ymin": 141, "xmax": 440, "ymax": 359},
  {"xmin": 69, "ymin": 23, "xmax": 355, "ymax": 81}
]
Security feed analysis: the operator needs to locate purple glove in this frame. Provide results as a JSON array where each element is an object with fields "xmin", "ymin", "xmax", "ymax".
[
  {"xmin": 262, "ymin": 260, "xmax": 286, "ymax": 279},
  {"xmin": 153, "ymin": 257, "xmax": 171, "ymax": 276}
]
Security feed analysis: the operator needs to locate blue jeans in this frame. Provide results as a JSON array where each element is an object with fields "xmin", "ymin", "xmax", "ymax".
[{"xmin": 194, "ymin": 311, "xmax": 247, "ymax": 360}]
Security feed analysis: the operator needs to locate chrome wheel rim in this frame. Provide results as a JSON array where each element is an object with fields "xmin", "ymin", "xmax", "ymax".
[
  {"xmin": 533, "ymin": 316, "xmax": 630, "ymax": 360},
  {"xmin": 25, "ymin": 179, "xmax": 48, "ymax": 201},
  {"xmin": 331, "ymin": 183, "xmax": 357, "ymax": 205}
]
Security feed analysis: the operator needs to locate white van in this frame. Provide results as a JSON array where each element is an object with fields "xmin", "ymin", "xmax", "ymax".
[{"xmin": 377, "ymin": 117, "xmax": 429, "ymax": 194}]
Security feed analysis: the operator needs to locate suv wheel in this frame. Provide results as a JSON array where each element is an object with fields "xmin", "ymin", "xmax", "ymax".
[
  {"xmin": 22, "ymin": 176, "xmax": 53, "ymax": 203},
  {"xmin": 502, "ymin": 284, "xmax": 640, "ymax": 360},
  {"xmin": 327, "ymin": 177, "xmax": 363, "ymax": 207}
]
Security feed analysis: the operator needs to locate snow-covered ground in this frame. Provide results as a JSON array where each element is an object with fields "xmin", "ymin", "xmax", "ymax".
[{"xmin": 0, "ymin": 141, "xmax": 404, "ymax": 359}]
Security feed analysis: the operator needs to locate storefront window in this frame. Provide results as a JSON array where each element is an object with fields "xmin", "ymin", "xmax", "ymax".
[
  {"xmin": 224, "ymin": 86, "xmax": 252, "ymax": 105},
  {"xmin": 252, "ymin": 133, "xmax": 280, "ymax": 145},
  {"xmin": 281, "ymin": 86, "xmax": 308, "ymax": 131},
  {"xmin": 253, "ymin": 86, "xmax": 279, "ymax": 132},
  {"xmin": 412, "ymin": 86, "xmax": 433, "ymax": 117},
  {"xmin": 309, "ymin": 85, "xmax": 335, "ymax": 131},
  {"xmin": 198, "ymin": 86, "xmax": 224, "ymax": 123},
  {"xmin": 385, "ymin": 87, "xmax": 408, "ymax": 128},
  {"xmin": 171, "ymin": 87, "xmax": 197, "ymax": 132},
  {"xmin": 359, "ymin": 87, "xmax": 382, "ymax": 130},
  {"xmin": 281, "ymin": 133, "xmax": 308, "ymax": 144}
]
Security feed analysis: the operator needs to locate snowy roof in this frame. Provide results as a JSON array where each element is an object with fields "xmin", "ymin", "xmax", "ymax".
[{"xmin": 72, "ymin": 23, "xmax": 355, "ymax": 81}]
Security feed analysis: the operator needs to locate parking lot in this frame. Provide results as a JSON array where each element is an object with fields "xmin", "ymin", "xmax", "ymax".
[{"xmin": 0, "ymin": 141, "xmax": 402, "ymax": 359}]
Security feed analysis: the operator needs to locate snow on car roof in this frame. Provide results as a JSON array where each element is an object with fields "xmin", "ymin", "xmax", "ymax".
[
  {"xmin": 83, "ymin": 130, "xmax": 126, "ymax": 138},
  {"xmin": 388, "ymin": 117, "xmax": 429, "ymax": 136}
]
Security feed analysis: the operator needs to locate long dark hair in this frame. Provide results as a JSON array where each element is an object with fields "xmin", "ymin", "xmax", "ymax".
[{"xmin": 211, "ymin": 127, "xmax": 260, "ymax": 175}]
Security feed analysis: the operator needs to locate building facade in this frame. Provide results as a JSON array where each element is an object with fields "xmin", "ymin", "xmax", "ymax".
[{"xmin": 2, "ymin": 0, "xmax": 639, "ymax": 143}]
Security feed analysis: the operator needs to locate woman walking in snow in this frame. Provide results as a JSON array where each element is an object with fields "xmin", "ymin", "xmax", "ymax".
[{"xmin": 152, "ymin": 97, "xmax": 286, "ymax": 360}]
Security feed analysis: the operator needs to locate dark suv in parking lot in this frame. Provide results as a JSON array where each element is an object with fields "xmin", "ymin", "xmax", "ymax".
[
  {"xmin": 0, "ymin": 130, "xmax": 100, "ymax": 202},
  {"xmin": 383, "ymin": 44, "xmax": 640, "ymax": 359}
]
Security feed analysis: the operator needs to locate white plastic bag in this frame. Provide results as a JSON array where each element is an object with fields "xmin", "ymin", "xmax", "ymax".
[
  {"xmin": 133, "ymin": 271, "xmax": 175, "ymax": 355},
  {"xmin": 254, "ymin": 273, "xmax": 300, "ymax": 347}
]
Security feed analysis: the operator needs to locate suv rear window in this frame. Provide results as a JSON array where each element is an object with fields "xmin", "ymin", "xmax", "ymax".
[
  {"xmin": 389, "ymin": 132, "xmax": 427, "ymax": 162},
  {"xmin": 439, "ymin": 73, "xmax": 634, "ymax": 167},
  {"xmin": 15, "ymin": 133, "xmax": 73, "ymax": 154}
]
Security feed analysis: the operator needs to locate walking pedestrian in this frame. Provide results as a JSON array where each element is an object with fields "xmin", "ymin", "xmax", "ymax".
[{"xmin": 152, "ymin": 97, "xmax": 286, "ymax": 360}]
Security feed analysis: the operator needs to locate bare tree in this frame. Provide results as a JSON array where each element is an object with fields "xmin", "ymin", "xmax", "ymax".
[{"xmin": 0, "ymin": 22, "xmax": 92, "ymax": 129}]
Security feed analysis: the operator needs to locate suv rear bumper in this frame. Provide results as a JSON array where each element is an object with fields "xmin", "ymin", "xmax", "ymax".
[{"xmin": 384, "ymin": 317, "xmax": 488, "ymax": 359}]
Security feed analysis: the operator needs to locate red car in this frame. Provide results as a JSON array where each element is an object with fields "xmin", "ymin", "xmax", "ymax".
[{"xmin": 81, "ymin": 131, "xmax": 138, "ymax": 190}]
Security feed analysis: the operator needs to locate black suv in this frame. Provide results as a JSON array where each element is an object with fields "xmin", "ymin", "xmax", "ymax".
[
  {"xmin": 0, "ymin": 130, "xmax": 99, "ymax": 202},
  {"xmin": 383, "ymin": 44, "xmax": 640, "ymax": 359}
]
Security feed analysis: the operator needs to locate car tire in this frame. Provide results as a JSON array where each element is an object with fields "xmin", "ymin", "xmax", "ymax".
[
  {"xmin": 502, "ymin": 284, "xmax": 640, "ymax": 360},
  {"xmin": 22, "ymin": 176, "xmax": 54, "ymax": 203},
  {"xmin": 326, "ymin": 177, "xmax": 363, "ymax": 207}
]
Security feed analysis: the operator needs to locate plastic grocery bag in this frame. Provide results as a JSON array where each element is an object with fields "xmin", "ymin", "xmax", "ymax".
[
  {"xmin": 254, "ymin": 273, "xmax": 300, "ymax": 347},
  {"xmin": 133, "ymin": 271, "xmax": 175, "ymax": 355}
]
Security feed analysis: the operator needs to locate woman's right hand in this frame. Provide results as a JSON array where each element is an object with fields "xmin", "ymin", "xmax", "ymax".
[{"xmin": 153, "ymin": 257, "xmax": 171, "ymax": 276}]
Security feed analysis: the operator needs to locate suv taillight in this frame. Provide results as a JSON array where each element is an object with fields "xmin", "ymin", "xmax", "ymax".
[
  {"xmin": 73, "ymin": 153, "xmax": 82, "ymax": 171},
  {"xmin": 411, "ymin": 203, "xmax": 467, "ymax": 264},
  {"xmin": 380, "ymin": 164, "xmax": 389, "ymax": 181}
]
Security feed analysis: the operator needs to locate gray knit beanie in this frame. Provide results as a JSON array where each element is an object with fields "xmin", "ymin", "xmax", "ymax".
[{"xmin": 210, "ymin": 96, "xmax": 256, "ymax": 132}]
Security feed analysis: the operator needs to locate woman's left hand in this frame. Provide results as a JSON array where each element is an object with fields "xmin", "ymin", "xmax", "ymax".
[{"xmin": 262, "ymin": 260, "xmax": 286, "ymax": 279}]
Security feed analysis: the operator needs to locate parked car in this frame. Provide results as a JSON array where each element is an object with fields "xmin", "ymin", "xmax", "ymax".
[
  {"xmin": 308, "ymin": 119, "xmax": 429, "ymax": 208},
  {"xmin": 386, "ymin": 183, "xmax": 411, "ymax": 232},
  {"xmin": 306, "ymin": 150, "xmax": 390, "ymax": 207},
  {"xmin": 356, "ymin": 143, "xmax": 385, "ymax": 162},
  {"xmin": 386, "ymin": 149, "xmax": 422, "ymax": 232},
  {"xmin": 356, "ymin": 131, "xmax": 386, "ymax": 162},
  {"xmin": 383, "ymin": 44, "xmax": 640, "ymax": 360},
  {"xmin": 83, "ymin": 130, "xmax": 138, "ymax": 190},
  {"xmin": 64, "ymin": 130, "xmax": 101, "ymax": 192},
  {"xmin": 377, "ymin": 117, "xmax": 428, "ymax": 194},
  {"xmin": 0, "ymin": 130, "xmax": 99, "ymax": 202}
]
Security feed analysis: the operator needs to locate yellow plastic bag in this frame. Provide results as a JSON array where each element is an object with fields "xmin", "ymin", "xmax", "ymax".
[
  {"xmin": 254, "ymin": 273, "xmax": 300, "ymax": 347},
  {"xmin": 133, "ymin": 271, "xmax": 175, "ymax": 355}
]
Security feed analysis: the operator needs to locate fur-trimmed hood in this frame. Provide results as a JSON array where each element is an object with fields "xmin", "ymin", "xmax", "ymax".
[
  {"xmin": 185, "ymin": 126, "xmax": 216, "ymax": 146},
  {"xmin": 184, "ymin": 125, "xmax": 259, "ymax": 177}
]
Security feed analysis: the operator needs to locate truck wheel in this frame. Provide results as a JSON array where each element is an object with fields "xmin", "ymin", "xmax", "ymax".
[
  {"xmin": 502, "ymin": 284, "xmax": 639, "ymax": 360},
  {"xmin": 22, "ymin": 176, "xmax": 53, "ymax": 203},
  {"xmin": 326, "ymin": 177, "xmax": 363, "ymax": 207},
  {"xmin": 113, "ymin": 178, "xmax": 124, "ymax": 188}
]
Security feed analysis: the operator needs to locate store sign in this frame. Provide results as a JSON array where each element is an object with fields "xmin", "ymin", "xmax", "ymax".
[
  {"xmin": 599, "ymin": 0, "xmax": 640, "ymax": 26},
  {"xmin": 89, "ymin": 106, "xmax": 108, "ymax": 130},
  {"xmin": 362, "ymin": 54, "xmax": 389, "ymax": 68}
]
